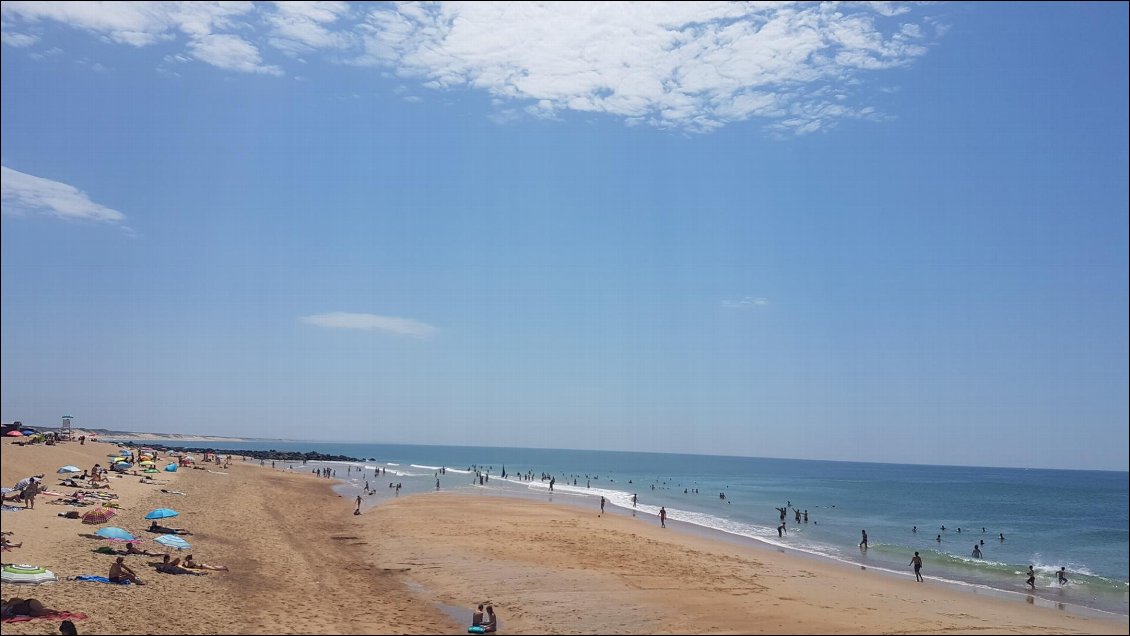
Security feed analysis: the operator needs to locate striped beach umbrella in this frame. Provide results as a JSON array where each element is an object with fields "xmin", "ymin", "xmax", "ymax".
[
  {"xmin": 1, "ymin": 564, "xmax": 58, "ymax": 585},
  {"xmin": 82, "ymin": 507, "xmax": 117, "ymax": 525},
  {"xmin": 154, "ymin": 534, "xmax": 190, "ymax": 550}
]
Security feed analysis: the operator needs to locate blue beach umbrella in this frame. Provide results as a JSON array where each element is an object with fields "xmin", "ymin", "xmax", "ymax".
[
  {"xmin": 145, "ymin": 508, "xmax": 179, "ymax": 520},
  {"xmin": 164, "ymin": 463, "xmax": 178, "ymax": 472},
  {"xmin": 154, "ymin": 534, "xmax": 190, "ymax": 550},
  {"xmin": 94, "ymin": 526, "xmax": 136, "ymax": 542}
]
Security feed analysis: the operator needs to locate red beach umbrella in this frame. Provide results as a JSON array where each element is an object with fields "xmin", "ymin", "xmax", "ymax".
[{"xmin": 81, "ymin": 508, "xmax": 117, "ymax": 525}]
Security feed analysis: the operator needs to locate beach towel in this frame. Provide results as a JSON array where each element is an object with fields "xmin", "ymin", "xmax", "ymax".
[
  {"xmin": 2, "ymin": 611, "xmax": 88, "ymax": 623},
  {"xmin": 73, "ymin": 575, "xmax": 130, "ymax": 584}
]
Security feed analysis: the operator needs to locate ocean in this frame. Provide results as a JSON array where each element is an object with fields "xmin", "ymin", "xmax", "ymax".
[{"xmin": 122, "ymin": 440, "xmax": 1129, "ymax": 618}]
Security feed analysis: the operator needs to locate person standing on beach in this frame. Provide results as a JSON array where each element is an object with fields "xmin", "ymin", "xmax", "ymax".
[
  {"xmin": 659, "ymin": 506, "xmax": 666, "ymax": 528},
  {"xmin": 600, "ymin": 496, "xmax": 606, "ymax": 514},
  {"xmin": 355, "ymin": 495, "xmax": 362, "ymax": 514},
  {"xmin": 1026, "ymin": 565, "xmax": 1036, "ymax": 589},
  {"xmin": 435, "ymin": 478, "xmax": 440, "ymax": 491},
  {"xmin": 632, "ymin": 493, "xmax": 638, "ymax": 507},
  {"xmin": 910, "ymin": 552, "xmax": 923, "ymax": 582}
]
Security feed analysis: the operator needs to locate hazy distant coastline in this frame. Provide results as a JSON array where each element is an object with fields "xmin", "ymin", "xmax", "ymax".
[{"xmin": 38, "ymin": 426, "xmax": 253, "ymax": 443}]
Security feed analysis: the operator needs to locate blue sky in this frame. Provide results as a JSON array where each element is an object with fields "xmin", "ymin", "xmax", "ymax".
[{"xmin": 1, "ymin": 2, "xmax": 1126, "ymax": 471}]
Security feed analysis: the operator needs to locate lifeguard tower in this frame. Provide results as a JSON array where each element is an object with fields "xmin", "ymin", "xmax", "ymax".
[{"xmin": 60, "ymin": 415, "xmax": 73, "ymax": 440}]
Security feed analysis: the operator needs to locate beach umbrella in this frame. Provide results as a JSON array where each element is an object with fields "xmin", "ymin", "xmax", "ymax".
[
  {"xmin": 94, "ymin": 526, "xmax": 136, "ymax": 542},
  {"xmin": 82, "ymin": 507, "xmax": 117, "ymax": 525},
  {"xmin": 20, "ymin": 429, "xmax": 37, "ymax": 436},
  {"xmin": 1, "ymin": 564, "xmax": 58, "ymax": 585},
  {"xmin": 113, "ymin": 462, "xmax": 132, "ymax": 470},
  {"xmin": 154, "ymin": 534, "xmax": 190, "ymax": 550},
  {"xmin": 164, "ymin": 463, "xmax": 178, "ymax": 472},
  {"xmin": 138, "ymin": 460, "xmax": 156, "ymax": 466},
  {"xmin": 5, "ymin": 430, "xmax": 23, "ymax": 436},
  {"xmin": 145, "ymin": 508, "xmax": 179, "ymax": 520},
  {"xmin": 57, "ymin": 465, "xmax": 82, "ymax": 474}
]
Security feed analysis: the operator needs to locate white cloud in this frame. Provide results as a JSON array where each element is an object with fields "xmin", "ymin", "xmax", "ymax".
[
  {"xmin": 1, "ymin": 30, "xmax": 38, "ymax": 47},
  {"xmin": 1, "ymin": 1, "xmax": 943, "ymax": 132},
  {"xmin": 722, "ymin": 296, "xmax": 770, "ymax": 309},
  {"xmin": 1, "ymin": 165, "xmax": 127, "ymax": 224},
  {"xmin": 353, "ymin": 2, "xmax": 940, "ymax": 133},
  {"xmin": 301, "ymin": 312, "xmax": 438, "ymax": 338},
  {"xmin": 266, "ymin": 1, "xmax": 354, "ymax": 55},
  {"xmin": 189, "ymin": 34, "xmax": 282, "ymax": 76}
]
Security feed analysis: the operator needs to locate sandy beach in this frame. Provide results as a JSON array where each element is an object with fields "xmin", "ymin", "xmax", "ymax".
[{"xmin": 2, "ymin": 437, "xmax": 1125, "ymax": 635}]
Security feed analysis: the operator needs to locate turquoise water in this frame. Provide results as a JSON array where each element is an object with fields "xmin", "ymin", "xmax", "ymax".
[{"xmin": 125, "ymin": 440, "xmax": 1128, "ymax": 617}]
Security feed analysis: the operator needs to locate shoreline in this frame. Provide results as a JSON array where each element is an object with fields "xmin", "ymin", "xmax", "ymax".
[
  {"xmin": 380, "ymin": 482, "xmax": 1130, "ymax": 626},
  {"xmin": 4, "ymin": 438, "xmax": 1125, "ymax": 634}
]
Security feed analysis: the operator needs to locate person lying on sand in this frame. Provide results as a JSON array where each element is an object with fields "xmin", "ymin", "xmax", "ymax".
[
  {"xmin": 182, "ymin": 555, "xmax": 228, "ymax": 571},
  {"xmin": 147, "ymin": 521, "xmax": 192, "ymax": 535},
  {"xmin": 124, "ymin": 542, "xmax": 162, "ymax": 557},
  {"xmin": 154, "ymin": 554, "xmax": 206, "ymax": 576},
  {"xmin": 2, "ymin": 597, "xmax": 61, "ymax": 619}
]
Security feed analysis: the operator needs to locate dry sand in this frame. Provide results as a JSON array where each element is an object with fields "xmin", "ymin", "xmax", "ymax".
[{"xmin": 2, "ymin": 438, "xmax": 1126, "ymax": 634}]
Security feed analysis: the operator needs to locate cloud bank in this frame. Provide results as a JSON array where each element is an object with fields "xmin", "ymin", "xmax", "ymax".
[
  {"xmin": 722, "ymin": 296, "xmax": 770, "ymax": 309},
  {"xmin": 1, "ymin": 1, "xmax": 943, "ymax": 133},
  {"xmin": 300, "ymin": 312, "xmax": 438, "ymax": 338},
  {"xmin": 1, "ymin": 165, "xmax": 127, "ymax": 224}
]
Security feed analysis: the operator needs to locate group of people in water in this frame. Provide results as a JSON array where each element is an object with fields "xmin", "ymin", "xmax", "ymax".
[{"xmin": 904, "ymin": 526, "xmax": 1071, "ymax": 588}]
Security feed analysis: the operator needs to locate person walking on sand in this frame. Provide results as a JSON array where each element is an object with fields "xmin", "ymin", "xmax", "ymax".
[
  {"xmin": 910, "ymin": 552, "xmax": 923, "ymax": 582},
  {"xmin": 659, "ymin": 506, "xmax": 667, "ymax": 528},
  {"xmin": 1026, "ymin": 565, "xmax": 1036, "ymax": 589}
]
